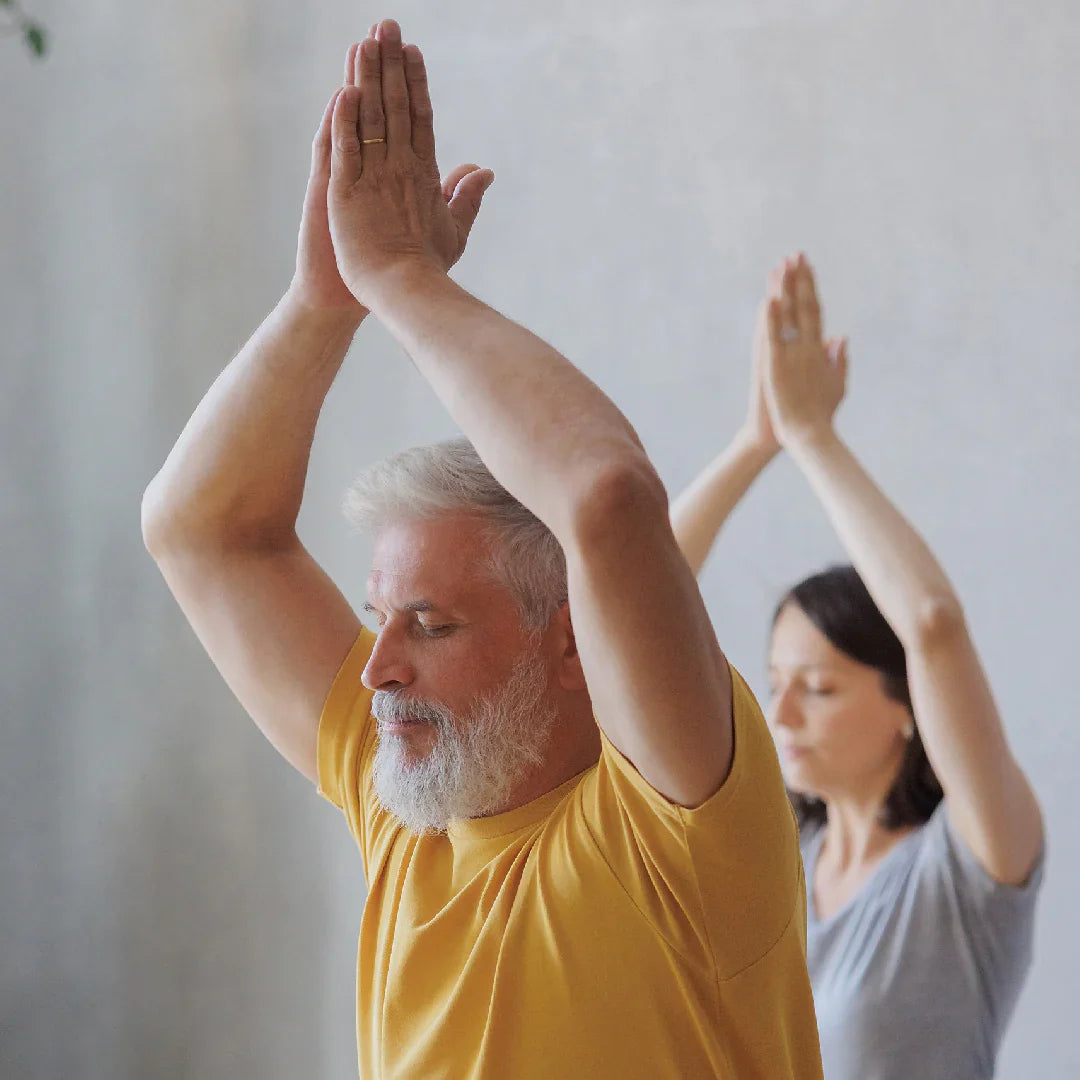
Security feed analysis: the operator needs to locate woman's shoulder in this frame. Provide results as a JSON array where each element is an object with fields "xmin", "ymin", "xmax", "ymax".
[{"xmin": 914, "ymin": 800, "xmax": 1046, "ymax": 905}]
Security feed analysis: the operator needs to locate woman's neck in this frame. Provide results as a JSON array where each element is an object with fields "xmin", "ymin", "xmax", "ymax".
[{"xmin": 819, "ymin": 798, "xmax": 896, "ymax": 871}]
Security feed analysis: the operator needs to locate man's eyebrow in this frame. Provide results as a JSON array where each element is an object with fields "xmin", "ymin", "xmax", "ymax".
[{"xmin": 362, "ymin": 600, "xmax": 438, "ymax": 615}]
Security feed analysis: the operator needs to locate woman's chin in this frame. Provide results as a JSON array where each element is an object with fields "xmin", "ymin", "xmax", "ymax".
[{"xmin": 783, "ymin": 764, "xmax": 827, "ymax": 800}]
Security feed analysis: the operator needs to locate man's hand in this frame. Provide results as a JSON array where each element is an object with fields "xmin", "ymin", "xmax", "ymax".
[
  {"xmin": 289, "ymin": 83, "xmax": 365, "ymax": 316},
  {"xmin": 764, "ymin": 253, "xmax": 848, "ymax": 449},
  {"xmin": 327, "ymin": 20, "xmax": 494, "ymax": 306}
]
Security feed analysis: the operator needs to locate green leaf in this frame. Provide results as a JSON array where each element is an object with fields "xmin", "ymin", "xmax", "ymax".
[{"xmin": 25, "ymin": 22, "xmax": 47, "ymax": 56}]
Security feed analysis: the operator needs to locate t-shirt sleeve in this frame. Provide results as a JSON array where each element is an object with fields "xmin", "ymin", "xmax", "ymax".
[
  {"xmin": 917, "ymin": 800, "xmax": 1045, "ymax": 1014},
  {"xmin": 317, "ymin": 628, "xmax": 397, "ymax": 878},
  {"xmin": 578, "ymin": 663, "xmax": 804, "ymax": 979}
]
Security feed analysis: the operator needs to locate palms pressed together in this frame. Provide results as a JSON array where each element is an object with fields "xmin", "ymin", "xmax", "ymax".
[
  {"xmin": 762, "ymin": 254, "xmax": 848, "ymax": 450},
  {"xmin": 291, "ymin": 28, "xmax": 493, "ymax": 315}
]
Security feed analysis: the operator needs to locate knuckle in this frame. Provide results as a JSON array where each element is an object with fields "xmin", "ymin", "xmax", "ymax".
[
  {"xmin": 334, "ymin": 131, "xmax": 360, "ymax": 154},
  {"xmin": 361, "ymin": 103, "xmax": 385, "ymax": 127}
]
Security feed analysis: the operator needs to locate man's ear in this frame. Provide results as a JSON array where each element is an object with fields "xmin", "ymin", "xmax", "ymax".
[{"xmin": 551, "ymin": 601, "xmax": 588, "ymax": 692}]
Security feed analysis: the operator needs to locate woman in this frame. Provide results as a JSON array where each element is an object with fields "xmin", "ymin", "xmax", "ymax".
[{"xmin": 671, "ymin": 255, "xmax": 1044, "ymax": 1080}]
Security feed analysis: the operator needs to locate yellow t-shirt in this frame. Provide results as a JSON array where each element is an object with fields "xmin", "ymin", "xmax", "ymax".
[{"xmin": 319, "ymin": 629, "xmax": 822, "ymax": 1080}]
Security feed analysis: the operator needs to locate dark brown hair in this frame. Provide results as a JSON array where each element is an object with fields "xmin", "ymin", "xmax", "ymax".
[{"xmin": 774, "ymin": 564, "xmax": 943, "ymax": 831}]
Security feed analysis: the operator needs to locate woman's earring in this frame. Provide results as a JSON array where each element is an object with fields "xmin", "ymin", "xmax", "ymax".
[{"xmin": 901, "ymin": 720, "xmax": 915, "ymax": 741}]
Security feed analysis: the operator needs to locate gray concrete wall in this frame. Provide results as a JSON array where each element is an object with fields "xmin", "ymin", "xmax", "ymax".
[{"xmin": 3, "ymin": 1, "xmax": 1076, "ymax": 1076}]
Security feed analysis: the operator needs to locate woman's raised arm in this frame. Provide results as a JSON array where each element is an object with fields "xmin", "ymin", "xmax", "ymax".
[{"xmin": 765, "ymin": 253, "xmax": 1043, "ymax": 886}]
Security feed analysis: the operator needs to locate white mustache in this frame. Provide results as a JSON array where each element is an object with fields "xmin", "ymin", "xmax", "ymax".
[{"xmin": 371, "ymin": 690, "xmax": 453, "ymax": 729}]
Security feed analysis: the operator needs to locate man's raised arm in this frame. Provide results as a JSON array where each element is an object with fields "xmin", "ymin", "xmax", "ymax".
[
  {"xmin": 328, "ymin": 21, "xmax": 733, "ymax": 807},
  {"xmin": 141, "ymin": 36, "xmax": 493, "ymax": 783}
]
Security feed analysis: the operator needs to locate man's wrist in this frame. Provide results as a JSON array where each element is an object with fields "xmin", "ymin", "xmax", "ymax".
[
  {"xmin": 352, "ymin": 257, "xmax": 456, "ymax": 318},
  {"xmin": 271, "ymin": 289, "xmax": 368, "ymax": 376},
  {"xmin": 280, "ymin": 286, "xmax": 369, "ymax": 336}
]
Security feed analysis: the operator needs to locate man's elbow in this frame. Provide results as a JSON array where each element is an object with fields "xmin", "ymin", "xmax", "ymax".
[
  {"xmin": 139, "ymin": 477, "xmax": 274, "ymax": 561},
  {"xmin": 570, "ymin": 455, "xmax": 670, "ymax": 550},
  {"xmin": 140, "ymin": 475, "xmax": 175, "ymax": 560}
]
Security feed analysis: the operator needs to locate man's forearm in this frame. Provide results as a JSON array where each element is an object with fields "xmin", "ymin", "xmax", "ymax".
[
  {"xmin": 364, "ymin": 263, "xmax": 651, "ymax": 538},
  {"xmin": 142, "ymin": 291, "xmax": 363, "ymax": 552}
]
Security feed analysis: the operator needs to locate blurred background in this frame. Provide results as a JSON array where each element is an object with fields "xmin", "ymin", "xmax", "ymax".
[{"xmin": 2, "ymin": 0, "xmax": 1077, "ymax": 1076}]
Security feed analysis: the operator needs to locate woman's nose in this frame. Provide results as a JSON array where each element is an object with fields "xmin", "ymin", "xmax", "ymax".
[{"xmin": 770, "ymin": 687, "xmax": 803, "ymax": 731}]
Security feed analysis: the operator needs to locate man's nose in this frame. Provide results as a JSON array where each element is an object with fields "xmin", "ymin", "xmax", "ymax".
[{"xmin": 361, "ymin": 628, "xmax": 414, "ymax": 691}]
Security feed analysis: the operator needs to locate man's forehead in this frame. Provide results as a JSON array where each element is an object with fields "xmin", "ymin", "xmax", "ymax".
[{"xmin": 366, "ymin": 516, "xmax": 495, "ymax": 605}]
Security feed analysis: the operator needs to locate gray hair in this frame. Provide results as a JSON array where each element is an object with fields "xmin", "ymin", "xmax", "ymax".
[{"xmin": 343, "ymin": 437, "xmax": 567, "ymax": 629}]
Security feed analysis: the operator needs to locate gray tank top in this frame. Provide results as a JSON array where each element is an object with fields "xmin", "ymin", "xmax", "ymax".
[{"xmin": 801, "ymin": 802, "xmax": 1043, "ymax": 1080}]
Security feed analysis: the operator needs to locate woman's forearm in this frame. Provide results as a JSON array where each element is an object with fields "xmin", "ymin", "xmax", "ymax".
[
  {"xmin": 787, "ymin": 429, "xmax": 959, "ymax": 645},
  {"xmin": 670, "ymin": 432, "xmax": 778, "ymax": 576}
]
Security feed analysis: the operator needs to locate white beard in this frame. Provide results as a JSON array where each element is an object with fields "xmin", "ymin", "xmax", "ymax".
[{"xmin": 370, "ymin": 649, "xmax": 557, "ymax": 834}]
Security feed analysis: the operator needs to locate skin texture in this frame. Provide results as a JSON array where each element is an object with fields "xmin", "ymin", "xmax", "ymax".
[
  {"xmin": 767, "ymin": 604, "xmax": 919, "ymax": 916},
  {"xmin": 672, "ymin": 253, "xmax": 1043, "ymax": 905},
  {"xmin": 670, "ymin": 271, "xmax": 845, "ymax": 576},
  {"xmin": 145, "ymin": 19, "xmax": 736, "ymax": 817},
  {"xmin": 320, "ymin": 19, "xmax": 736, "ymax": 809},
  {"xmin": 768, "ymin": 604, "xmax": 913, "ymax": 804},
  {"xmin": 362, "ymin": 515, "xmax": 599, "ymax": 811},
  {"xmin": 140, "ymin": 24, "xmax": 494, "ymax": 786}
]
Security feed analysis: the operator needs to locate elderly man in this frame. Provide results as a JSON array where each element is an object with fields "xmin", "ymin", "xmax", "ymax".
[{"xmin": 142, "ymin": 19, "xmax": 822, "ymax": 1079}]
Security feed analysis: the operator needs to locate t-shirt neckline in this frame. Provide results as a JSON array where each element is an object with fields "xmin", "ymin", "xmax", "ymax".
[
  {"xmin": 806, "ymin": 820, "xmax": 924, "ymax": 927},
  {"xmin": 445, "ymin": 768, "xmax": 588, "ymax": 844}
]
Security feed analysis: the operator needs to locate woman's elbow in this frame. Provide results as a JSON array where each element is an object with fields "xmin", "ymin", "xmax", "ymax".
[{"xmin": 912, "ymin": 593, "xmax": 967, "ymax": 647}]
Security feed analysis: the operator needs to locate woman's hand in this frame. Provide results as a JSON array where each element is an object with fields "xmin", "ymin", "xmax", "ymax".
[
  {"xmin": 742, "ymin": 289, "xmax": 782, "ymax": 456},
  {"xmin": 763, "ymin": 254, "xmax": 847, "ymax": 450}
]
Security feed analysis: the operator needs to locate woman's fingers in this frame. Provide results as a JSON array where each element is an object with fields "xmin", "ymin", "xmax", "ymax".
[
  {"xmin": 779, "ymin": 261, "xmax": 799, "ymax": 338},
  {"xmin": 766, "ymin": 296, "xmax": 786, "ymax": 355},
  {"xmin": 794, "ymin": 254, "xmax": 823, "ymax": 341}
]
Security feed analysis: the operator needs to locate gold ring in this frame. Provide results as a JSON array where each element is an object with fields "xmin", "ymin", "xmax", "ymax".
[{"xmin": 362, "ymin": 137, "xmax": 386, "ymax": 145}]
